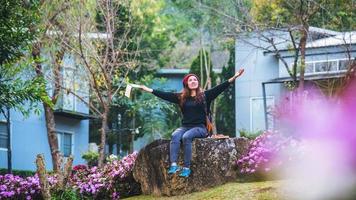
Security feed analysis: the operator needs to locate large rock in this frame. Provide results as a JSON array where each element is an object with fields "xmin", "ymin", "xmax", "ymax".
[{"xmin": 132, "ymin": 137, "xmax": 250, "ymax": 196}]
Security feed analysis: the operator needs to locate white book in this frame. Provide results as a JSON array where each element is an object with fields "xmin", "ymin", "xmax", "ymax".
[
  {"xmin": 125, "ymin": 83, "xmax": 141, "ymax": 98},
  {"xmin": 128, "ymin": 83, "xmax": 141, "ymax": 88},
  {"xmin": 125, "ymin": 84, "xmax": 132, "ymax": 98}
]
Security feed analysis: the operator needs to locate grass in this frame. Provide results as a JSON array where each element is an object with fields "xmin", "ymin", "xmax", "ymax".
[{"xmin": 125, "ymin": 180, "xmax": 284, "ymax": 200}]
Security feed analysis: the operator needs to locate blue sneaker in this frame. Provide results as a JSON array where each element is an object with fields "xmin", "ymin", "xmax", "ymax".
[
  {"xmin": 179, "ymin": 168, "xmax": 191, "ymax": 177},
  {"xmin": 168, "ymin": 165, "xmax": 181, "ymax": 174}
]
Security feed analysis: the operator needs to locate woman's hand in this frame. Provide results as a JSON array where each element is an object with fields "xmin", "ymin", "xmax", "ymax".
[
  {"xmin": 228, "ymin": 68, "xmax": 244, "ymax": 83},
  {"xmin": 140, "ymin": 85, "xmax": 153, "ymax": 93}
]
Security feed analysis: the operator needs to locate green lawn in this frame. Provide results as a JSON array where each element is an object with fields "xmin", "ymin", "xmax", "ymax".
[{"xmin": 126, "ymin": 180, "xmax": 285, "ymax": 200}]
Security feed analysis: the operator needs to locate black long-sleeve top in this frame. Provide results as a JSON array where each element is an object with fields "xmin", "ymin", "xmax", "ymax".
[{"xmin": 152, "ymin": 81, "xmax": 232, "ymax": 127}]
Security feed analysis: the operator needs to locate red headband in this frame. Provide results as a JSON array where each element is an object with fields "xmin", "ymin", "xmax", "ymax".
[{"xmin": 182, "ymin": 74, "xmax": 199, "ymax": 87}]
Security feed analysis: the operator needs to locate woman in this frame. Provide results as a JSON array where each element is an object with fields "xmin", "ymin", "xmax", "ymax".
[{"xmin": 140, "ymin": 69, "xmax": 244, "ymax": 177}]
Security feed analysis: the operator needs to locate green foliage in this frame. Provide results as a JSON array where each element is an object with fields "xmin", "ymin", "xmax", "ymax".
[
  {"xmin": 0, "ymin": 0, "xmax": 40, "ymax": 65},
  {"xmin": 189, "ymin": 49, "xmax": 217, "ymax": 88},
  {"xmin": 308, "ymin": 0, "xmax": 356, "ymax": 31},
  {"xmin": 0, "ymin": 0, "xmax": 52, "ymax": 115},
  {"xmin": 169, "ymin": 0, "xmax": 247, "ymax": 42},
  {"xmin": 88, "ymin": 0, "xmax": 189, "ymax": 150},
  {"xmin": 283, "ymin": 81, "xmax": 298, "ymax": 91},
  {"xmin": 160, "ymin": 105, "xmax": 181, "ymax": 139},
  {"xmin": 238, "ymin": 129, "xmax": 263, "ymax": 140},
  {"xmin": 107, "ymin": 0, "xmax": 191, "ymax": 68},
  {"xmin": 130, "ymin": 0, "xmax": 175, "ymax": 67},
  {"xmin": 51, "ymin": 189, "xmax": 79, "ymax": 200},
  {"xmin": 215, "ymin": 47, "xmax": 235, "ymax": 136},
  {"xmin": 81, "ymin": 151, "xmax": 99, "ymax": 166},
  {"xmin": 0, "ymin": 63, "xmax": 53, "ymax": 115},
  {"xmin": 251, "ymin": 0, "xmax": 356, "ymax": 31},
  {"xmin": 119, "ymin": 75, "xmax": 180, "ymax": 140},
  {"xmin": 91, "ymin": 74, "xmax": 182, "ymax": 152}
]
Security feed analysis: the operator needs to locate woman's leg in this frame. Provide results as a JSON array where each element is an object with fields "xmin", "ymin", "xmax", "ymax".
[
  {"xmin": 181, "ymin": 127, "xmax": 207, "ymax": 169},
  {"xmin": 169, "ymin": 127, "xmax": 187, "ymax": 164}
]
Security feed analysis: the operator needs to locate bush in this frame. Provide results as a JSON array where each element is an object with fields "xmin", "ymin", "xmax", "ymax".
[
  {"xmin": 0, "ymin": 168, "xmax": 36, "ymax": 177},
  {"xmin": 0, "ymin": 152, "xmax": 140, "ymax": 200},
  {"xmin": 81, "ymin": 151, "xmax": 99, "ymax": 167},
  {"xmin": 71, "ymin": 152, "xmax": 140, "ymax": 199},
  {"xmin": 0, "ymin": 173, "xmax": 59, "ymax": 200},
  {"xmin": 236, "ymin": 131, "xmax": 302, "ymax": 176},
  {"xmin": 51, "ymin": 189, "xmax": 79, "ymax": 200},
  {"xmin": 239, "ymin": 129, "xmax": 263, "ymax": 140}
]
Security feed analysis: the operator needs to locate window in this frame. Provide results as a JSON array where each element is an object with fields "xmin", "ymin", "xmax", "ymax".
[
  {"xmin": 61, "ymin": 55, "xmax": 89, "ymax": 113},
  {"xmin": 315, "ymin": 61, "xmax": 337, "ymax": 73},
  {"xmin": 292, "ymin": 58, "xmax": 352, "ymax": 75},
  {"xmin": 63, "ymin": 67, "xmax": 76, "ymax": 111},
  {"xmin": 250, "ymin": 97, "xmax": 274, "ymax": 133},
  {"xmin": 305, "ymin": 62, "xmax": 314, "ymax": 73},
  {"xmin": 0, "ymin": 122, "xmax": 8, "ymax": 149},
  {"xmin": 57, "ymin": 131, "xmax": 73, "ymax": 157},
  {"xmin": 339, "ymin": 59, "xmax": 351, "ymax": 71}
]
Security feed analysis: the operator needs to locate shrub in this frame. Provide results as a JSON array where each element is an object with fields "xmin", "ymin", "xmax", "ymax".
[
  {"xmin": 51, "ymin": 189, "xmax": 78, "ymax": 200},
  {"xmin": 238, "ymin": 129, "xmax": 263, "ymax": 140},
  {"xmin": 0, "ymin": 152, "xmax": 140, "ymax": 199},
  {"xmin": 0, "ymin": 173, "xmax": 58, "ymax": 200},
  {"xmin": 0, "ymin": 169, "xmax": 36, "ymax": 177},
  {"xmin": 236, "ymin": 131, "xmax": 302, "ymax": 176},
  {"xmin": 71, "ymin": 152, "xmax": 139, "ymax": 199},
  {"xmin": 81, "ymin": 151, "xmax": 99, "ymax": 167}
]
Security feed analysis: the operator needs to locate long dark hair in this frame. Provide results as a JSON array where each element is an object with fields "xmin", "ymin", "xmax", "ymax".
[{"xmin": 178, "ymin": 86, "xmax": 204, "ymax": 108}]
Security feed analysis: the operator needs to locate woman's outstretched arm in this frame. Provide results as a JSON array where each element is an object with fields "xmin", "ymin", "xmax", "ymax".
[
  {"xmin": 140, "ymin": 85, "xmax": 179, "ymax": 104},
  {"xmin": 205, "ymin": 68, "xmax": 244, "ymax": 102},
  {"xmin": 228, "ymin": 68, "xmax": 244, "ymax": 83}
]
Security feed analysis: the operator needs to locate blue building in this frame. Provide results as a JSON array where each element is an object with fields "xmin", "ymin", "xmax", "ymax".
[
  {"xmin": 0, "ymin": 54, "xmax": 90, "ymax": 171},
  {"xmin": 235, "ymin": 28, "xmax": 356, "ymax": 135}
]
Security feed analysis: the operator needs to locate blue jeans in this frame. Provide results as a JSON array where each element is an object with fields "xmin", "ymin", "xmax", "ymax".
[{"xmin": 170, "ymin": 125, "xmax": 208, "ymax": 168}]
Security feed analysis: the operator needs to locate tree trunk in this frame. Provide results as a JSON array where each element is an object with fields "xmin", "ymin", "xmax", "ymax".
[
  {"xmin": 44, "ymin": 105, "xmax": 61, "ymax": 172},
  {"xmin": 298, "ymin": 26, "xmax": 308, "ymax": 92},
  {"xmin": 32, "ymin": 43, "xmax": 61, "ymax": 172},
  {"xmin": 36, "ymin": 154, "xmax": 51, "ymax": 200},
  {"xmin": 62, "ymin": 156, "xmax": 73, "ymax": 188},
  {"xmin": 98, "ymin": 110, "xmax": 108, "ymax": 167}
]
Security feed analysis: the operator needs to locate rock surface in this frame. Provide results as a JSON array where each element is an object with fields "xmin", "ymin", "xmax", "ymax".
[{"xmin": 132, "ymin": 137, "xmax": 250, "ymax": 196}]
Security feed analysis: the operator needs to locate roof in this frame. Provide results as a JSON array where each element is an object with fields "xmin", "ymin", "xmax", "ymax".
[
  {"xmin": 157, "ymin": 69, "xmax": 189, "ymax": 74},
  {"xmin": 261, "ymin": 28, "xmax": 355, "ymax": 55},
  {"xmin": 54, "ymin": 109, "xmax": 96, "ymax": 120},
  {"xmin": 265, "ymin": 71, "xmax": 347, "ymax": 83},
  {"xmin": 308, "ymin": 27, "xmax": 340, "ymax": 36},
  {"xmin": 306, "ymin": 32, "xmax": 356, "ymax": 48}
]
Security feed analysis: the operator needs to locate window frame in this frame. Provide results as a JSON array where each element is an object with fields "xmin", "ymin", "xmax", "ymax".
[
  {"xmin": 249, "ymin": 96, "xmax": 275, "ymax": 133},
  {"xmin": 62, "ymin": 66, "xmax": 77, "ymax": 112},
  {"xmin": 0, "ymin": 120, "xmax": 9, "ymax": 151},
  {"xmin": 290, "ymin": 58, "xmax": 351, "ymax": 75},
  {"xmin": 56, "ymin": 130, "xmax": 74, "ymax": 157}
]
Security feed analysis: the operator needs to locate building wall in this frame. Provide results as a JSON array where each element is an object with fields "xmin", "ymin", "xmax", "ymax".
[
  {"xmin": 0, "ymin": 108, "xmax": 88, "ymax": 171},
  {"xmin": 54, "ymin": 54, "xmax": 90, "ymax": 114},
  {"xmin": 0, "ymin": 54, "xmax": 90, "ymax": 171},
  {"xmin": 236, "ymin": 32, "xmax": 356, "ymax": 137},
  {"xmin": 155, "ymin": 70, "xmax": 187, "ymax": 92},
  {"xmin": 235, "ymin": 36, "xmax": 282, "ymax": 136}
]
